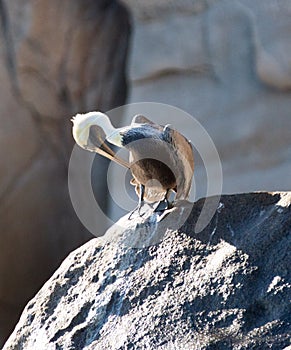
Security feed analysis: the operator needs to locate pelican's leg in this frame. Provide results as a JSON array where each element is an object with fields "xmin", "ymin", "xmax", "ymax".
[
  {"xmin": 137, "ymin": 183, "xmax": 145, "ymax": 214},
  {"xmin": 128, "ymin": 184, "xmax": 145, "ymax": 219}
]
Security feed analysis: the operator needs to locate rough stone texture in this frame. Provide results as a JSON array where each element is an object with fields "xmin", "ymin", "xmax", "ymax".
[
  {"xmin": 119, "ymin": 0, "xmax": 291, "ymax": 202},
  {"xmin": 121, "ymin": 0, "xmax": 207, "ymax": 21},
  {"xmin": 0, "ymin": 0, "xmax": 130, "ymax": 345},
  {"xmin": 4, "ymin": 192, "xmax": 291, "ymax": 349}
]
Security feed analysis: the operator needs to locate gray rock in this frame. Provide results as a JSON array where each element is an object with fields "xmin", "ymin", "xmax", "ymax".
[
  {"xmin": 4, "ymin": 192, "xmax": 291, "ymax": 349},
  {"xmin": 0, "ymin": 0, "xmax": 130, "ymax": 345},
  {"xmin": 121, "ymin": 0, "xmax": 206, "ymax": 21}
]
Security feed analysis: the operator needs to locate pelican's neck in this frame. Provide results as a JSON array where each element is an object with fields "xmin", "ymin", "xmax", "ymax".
[{"xmin": 99, "ymin": 115, "xmax": 116, "ymax": 136}]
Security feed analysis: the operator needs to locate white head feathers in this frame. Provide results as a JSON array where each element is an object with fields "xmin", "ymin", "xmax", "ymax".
[{"xmin": 71, "ymin": 111, "xmax": 115, "ymax": 151}]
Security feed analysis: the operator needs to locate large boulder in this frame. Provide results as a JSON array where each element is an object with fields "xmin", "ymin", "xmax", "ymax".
[
  {"xmin": 0, "ymin": 0, "xmax": 130, "ymax": 345},
  {"xmin": 3, "ymin": 192, "xmax": 291, "ymax": 349}
]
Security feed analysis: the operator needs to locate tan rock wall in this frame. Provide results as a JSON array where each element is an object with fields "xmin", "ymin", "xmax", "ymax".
[
  {"xmin": 0, "ymin": 0, "xmax": 130, "ymax": 345},
  {"xmin": 122, "ymin": 0, "xmax": 291, "ymax": 201}
]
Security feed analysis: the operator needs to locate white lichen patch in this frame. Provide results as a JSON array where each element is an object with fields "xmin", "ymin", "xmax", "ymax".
[
  {"xmin": 276, "ymin": 192, "xmax": 291, "ymax": 208},
  {"xmin": 267, "ymin": 276, "xmax": 291, "ymax": 295}
]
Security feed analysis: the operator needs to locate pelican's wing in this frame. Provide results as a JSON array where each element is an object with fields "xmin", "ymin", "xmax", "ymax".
[
  {"xmin": 163, "ymin": 125, "xmax": 194, "ymax": 172},
  {"xmin": 131, "ymin": 114, "xmax": 158, "ymax": 126},
  {"xmin": 88, "ymin": 125, "xmax": 130, "ymax": 169},
  {"xmin": 163, "ymin": 124, "xmax": 194, "ymax": 199}
]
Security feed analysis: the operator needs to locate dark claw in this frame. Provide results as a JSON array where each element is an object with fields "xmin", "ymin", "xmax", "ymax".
[{"xmin": 153, "ymin": 199, "xmax": 170, "ymax": 212}]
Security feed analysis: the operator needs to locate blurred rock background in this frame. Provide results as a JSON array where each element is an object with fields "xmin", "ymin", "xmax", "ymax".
[
  {"xmin": 121, "ymin": 0, "xmax": 291, "ymax": 199},
  {"xmin": 0, "ymin": 0, "xmax": 130, "ymax": 346},
  {"xmin": 0, "ymin": 0, "xmax": 291, "ymax": 346}
]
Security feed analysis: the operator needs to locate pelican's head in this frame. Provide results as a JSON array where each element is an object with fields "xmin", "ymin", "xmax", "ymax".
[{"xmin": 71, "ymin": 111, "xmax": 115, "ymax": 151}]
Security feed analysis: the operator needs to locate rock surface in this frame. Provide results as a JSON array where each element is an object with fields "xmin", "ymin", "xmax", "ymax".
[
  {"xmin": 4, "ymin": 192, "xmax": 291, "ymax": 349},
  {"xmin": 0, "ymin": 0, "xmax": 130, "ymax": 345}
]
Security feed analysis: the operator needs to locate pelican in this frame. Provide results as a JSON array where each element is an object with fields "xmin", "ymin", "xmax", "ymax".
[{"xmin": 71, "ymin": 111, "xmax": 194, "ymax": 215}]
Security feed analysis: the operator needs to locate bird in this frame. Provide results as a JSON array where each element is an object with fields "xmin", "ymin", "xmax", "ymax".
[{"xmin": 71, "ymin": 111, "xmax": 194, "ymax": 216}]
